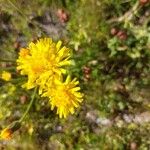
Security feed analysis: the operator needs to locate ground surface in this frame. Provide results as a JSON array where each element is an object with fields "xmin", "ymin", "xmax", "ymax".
[{"xmin": 0, "ymin": 0, "xmax": 150, "ymax": 150}]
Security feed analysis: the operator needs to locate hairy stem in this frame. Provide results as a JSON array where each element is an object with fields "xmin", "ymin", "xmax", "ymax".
[{"xmin": 19, "ymin": 88, "xmax": 37, "ymax": 122}]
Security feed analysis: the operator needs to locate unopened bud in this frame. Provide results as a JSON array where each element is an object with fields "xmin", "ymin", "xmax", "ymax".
[{"xmin": 0, "ymin": 121, "xmax": 21, "ymax": 140}]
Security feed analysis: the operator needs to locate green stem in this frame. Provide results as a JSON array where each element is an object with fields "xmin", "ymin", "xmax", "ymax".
[
  {"xmin": 108, "ymin": 1, "xmax": 140, "ymax": 23},
  {"xmin": 10, "ymin": 77, "xmax": 26, "ymax": 83},
  {"xmin": 0, "ymin": 67, "xmax": 16, "ymax": 71},
  {"xmin": 7, "ymin": 0, "xmax": 27, "ymax": 20},
  {"xmin": 0, "ymin": 58, "xmax": 16, "ymax": 62},
  {"xmin": 19, "ymin": 88, "xmax": 37, "ymax": 122}
]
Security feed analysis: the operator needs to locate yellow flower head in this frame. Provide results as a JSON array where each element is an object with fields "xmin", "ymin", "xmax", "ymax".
[
  {"xmin": 43, "ymin": 75, "xmax": 83, "ymax": 118},
  {"xmin": 0, "ymin": 128, "xmax": 12, "ymax": 140},
  {"xmin": 17, "ymin": 38, "xmax": 72, "ymax": 93},
  {"xmin": 1, "ymin": 71, "xmax": 11, "ymax": 81}
]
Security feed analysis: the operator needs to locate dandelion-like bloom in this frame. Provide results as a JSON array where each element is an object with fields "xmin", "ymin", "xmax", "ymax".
[
  {"xmin": 0, "ymin": 128, "xmax": 12, "ymax": 140},
  {"xmin": 43, "ymin": 75, "xmax": 83, "ymax": 118},
  {"xmin": 16, "ymin": 38, "xmax": 71, "ymax": 93},
  {"xmin": 17, "ymin": 37, "xmax": 84, "ymax": 118},
  {"xmin": 1, "ymin": 71, "xmax": 11, "ymax": 81}
]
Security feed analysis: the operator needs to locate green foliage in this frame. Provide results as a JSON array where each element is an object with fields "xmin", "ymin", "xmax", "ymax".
[{"xmin": 0, "ymin": 0, "xmax": 150, "ymax": 149}]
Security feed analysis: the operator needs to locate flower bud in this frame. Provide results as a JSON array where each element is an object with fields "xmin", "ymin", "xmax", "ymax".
[
  {"xmin": 0, "ymin": 121, "xmax": 21, "ymax": 140},
  {"xmin": 140, "ymin": 0, "xmax": 149, "ymax": 5}
]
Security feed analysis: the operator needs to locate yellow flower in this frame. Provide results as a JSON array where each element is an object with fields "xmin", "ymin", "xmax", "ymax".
[
  {"xmin": 0, "ymin": 121, "xmax": 21, "ymax": 140},
  {"xmin": 16, "ymin": 37, "xmax": 84, "ymax": 119},
  {"xmin": 43, "ymin": 75, "xmax": 83, "ymax": 118},
  {"xmin": 1, "ymin": 71, "xmax": 11, "ymax": 81},
  {"xmin": 17, "ymin": 38, "xmax": 72, "ymax": 93},
  {"xmin": 0, "ymin": 128, "xmax": 12, "ymax": 140}
]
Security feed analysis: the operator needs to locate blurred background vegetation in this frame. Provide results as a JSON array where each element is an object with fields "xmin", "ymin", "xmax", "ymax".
[{"xmin": 0, "ymin": 0, "xmax": 150, "ymax": 149}]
